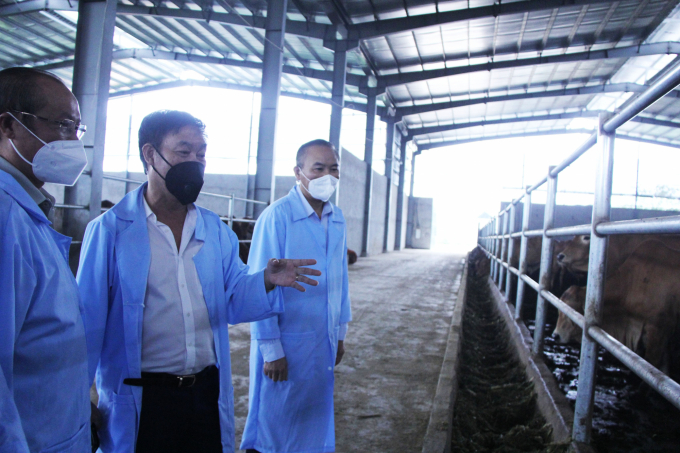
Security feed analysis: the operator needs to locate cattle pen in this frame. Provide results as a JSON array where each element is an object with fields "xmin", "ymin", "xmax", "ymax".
[{"xmin": 478, "ymin": 60, "xmax": 680, "ymax": 445}]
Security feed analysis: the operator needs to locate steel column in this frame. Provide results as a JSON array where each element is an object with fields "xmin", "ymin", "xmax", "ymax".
[
  {"xmin": 573, "ymin": 116, "xmax": 615, "ymax": 443},
  {"xmin": 515, "ymin": 187, "xmax": 532, "ymax": 319},
  {"xmin": 492, "ymin": 217, "xmax": 499, "ymax": 282},
  {"xmin": 329, "ymin": 49, "xmax": 347, "ymax": 151},
  {"xmin": 532, "ymin": 167, "xmax": 558, "ymax": 356},
  {"xmin": 504, "ymin": 204, "xmax": 516, "ymax": 297},
  {"xmin": 64, "ymin": 0, "xmax": 116, "ymax": 242},
  {"xmin": 499, "ymin": 210, "xmax": 509, "ymax": 291},
  {"xmin": 394, "ymin": 138, "xmax": 408, "ymax": 250},
  {"xmin": 360, "ymin": 89, "xmax": 377, "ymax": 257},
  {"xmin": 253, "ymin": 0, "xmax": 288, "ymax": 217},
  {"xmin": 383, "ymin": 118, "xmax": 398, "ymax": 252}
]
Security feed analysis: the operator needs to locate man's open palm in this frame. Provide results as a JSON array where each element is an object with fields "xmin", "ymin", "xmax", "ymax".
[{"xmin": 265, "ymin": 258, "xmax": 322, "ymax": 292}]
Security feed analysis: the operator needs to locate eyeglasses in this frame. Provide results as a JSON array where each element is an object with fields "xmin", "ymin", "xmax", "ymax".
[{"xmin": 11, "ymin": 110, "xmax": 87, "ymax": 139}]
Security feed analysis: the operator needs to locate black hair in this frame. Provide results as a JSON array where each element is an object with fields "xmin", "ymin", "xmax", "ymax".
[
  {"xmin": 0, "ymin": 67, "xmax": 66, "ymax": 141},
  {"xmin": 138, "ymin": 110, "xmax": 206, "ymax": 173},
  {"xmin": 295, "ymin": 139, "xmax": 338, "ymax": 168}
]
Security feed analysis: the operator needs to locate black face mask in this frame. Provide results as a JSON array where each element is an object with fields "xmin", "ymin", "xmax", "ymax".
[{"xmin": 151, "ymin": 149, "xmax": 205, "ymax": 205}]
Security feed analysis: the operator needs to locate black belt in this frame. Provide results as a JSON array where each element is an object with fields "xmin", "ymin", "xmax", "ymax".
[{"xmin": 123, "ymin": 365, "xmax": 215, "ymax": 388}]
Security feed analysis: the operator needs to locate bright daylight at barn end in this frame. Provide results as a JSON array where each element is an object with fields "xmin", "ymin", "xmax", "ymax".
[{"xmin": 3, "ymin": 0, "xmax": 680, "ymax": 452}]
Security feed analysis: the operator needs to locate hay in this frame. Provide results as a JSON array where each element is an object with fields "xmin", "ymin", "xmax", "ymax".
[{"xmin": 451, "ymin": 271, "xmax": 571, "ymax": 453}]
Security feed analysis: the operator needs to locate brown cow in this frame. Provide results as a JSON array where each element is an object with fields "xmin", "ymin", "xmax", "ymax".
[
  {"xmin": 552, "ymin": 239, "xmax": 680, "ymax": 372},
  {"xmin": 556, "ymin": 233, "xmax": 680, "ymax": 276}
]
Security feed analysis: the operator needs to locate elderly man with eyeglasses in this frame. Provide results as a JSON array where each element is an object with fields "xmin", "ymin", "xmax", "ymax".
[{"xmin": 0, "ymin": 67, "xmax": 92, "ymax": 453}]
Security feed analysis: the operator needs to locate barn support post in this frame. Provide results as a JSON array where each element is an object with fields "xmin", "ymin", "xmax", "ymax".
[
  {"xmin": 493, "ymin": 216, "xmax": 501, "ymax": 283},
  {"xmin": 64, "ymin": 0, "xmax": 117, "ymax": 241},
  {"xmin": 383, "ymin": 118, "xmax": 399, "ymax": 252},
  {"xmin": 253, "ymin": 0, "xmax": 288, "ymax": 217},
  {"xmin": 360, "ymin": 88, "xmax": 377, "ymax": 257},
  {"xmin": 498, "ymin": 210, "xmax": 509, "ymax": 290},
  {"xmin": 328, "ymin": 46, "xmax": 347, "ymax": 205},
  {"xmin": 515, "ymin": 187, "xmax": 531, "ymax": 320},
  {"xmin": 505, "ymin": 203, "xmax": 516, "ymax": 297},
  {"xmin": 532, "ymin": 166, "xmax": 558, "ymax": 356},
  {"xmin": 394, "ymin": 137, "xmax": 408, "ymax": 250},
  {"xmin": 573, "ymin": 116, "xmax": 615, "ymax": 443}
]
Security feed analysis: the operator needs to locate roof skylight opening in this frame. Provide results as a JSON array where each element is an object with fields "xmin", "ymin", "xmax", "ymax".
[{"xmin": 568, "ymin": 118, "xmax": 598, "ymax": 131}]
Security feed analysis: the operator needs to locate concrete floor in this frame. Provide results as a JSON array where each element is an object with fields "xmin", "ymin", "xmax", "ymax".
[{"xmin": 229, "ymin": 249, "xmax": 465, "ymax": 452}]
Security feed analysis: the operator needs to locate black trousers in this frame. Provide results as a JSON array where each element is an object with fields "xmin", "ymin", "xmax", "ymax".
[{"xmin": 136, "ymin": 366, "xmax": 222, "ymax": 453}]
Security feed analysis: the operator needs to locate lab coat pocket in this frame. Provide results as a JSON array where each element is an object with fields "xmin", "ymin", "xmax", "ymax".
[
  {"xmin": 100, "ymin": 392, "xmax": 136, "ymax": 453},
  {"xmin": 39, "ymin": 421, "xmax": 90, "ymax": 453},
  {"xmin": 280, "ymin": 331, "xmax": 317, "ymax": 381}
]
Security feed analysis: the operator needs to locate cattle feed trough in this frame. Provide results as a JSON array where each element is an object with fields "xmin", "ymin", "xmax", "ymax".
[{"xmin": 477, "ymin": 59, "xmax": 680, "ymax": 445}]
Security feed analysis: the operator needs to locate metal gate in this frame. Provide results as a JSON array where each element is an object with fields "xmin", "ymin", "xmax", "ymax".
[{"xmin": 478, "ymin": 62, "xmax": 680, "ymax": 444}]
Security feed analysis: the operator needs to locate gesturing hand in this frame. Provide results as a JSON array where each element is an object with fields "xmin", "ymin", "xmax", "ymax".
[{"xmin": 264, "ymin": 258, "xmax": 322, "ymax": 292}]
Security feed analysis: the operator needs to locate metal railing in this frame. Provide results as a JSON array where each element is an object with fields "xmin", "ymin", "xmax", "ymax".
[
  {"xmin": 53, "ymin": 175, "xmax": 268, "ymax": 244},
  {"xmin": 477, "ymin": 59, "xmax": 680, "ymax": 444}
]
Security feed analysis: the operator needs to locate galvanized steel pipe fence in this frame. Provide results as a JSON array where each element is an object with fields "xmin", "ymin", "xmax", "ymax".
[
  {"xmin": 57, "ymin": 174, "xmax": 267, "ymax": 244},
  {"xmin": 477, "ymin": 60, "xmax": 680, "ymax": 444}
]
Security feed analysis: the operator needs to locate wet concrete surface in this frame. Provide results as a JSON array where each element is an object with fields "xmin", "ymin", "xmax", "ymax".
[{"xmin": 228, "ymin": 249, "xmax": 464, "ymax": 452}]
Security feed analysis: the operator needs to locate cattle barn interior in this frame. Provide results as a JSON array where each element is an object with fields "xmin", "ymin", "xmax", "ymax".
[{"xmin": 4, "ymin": 0, "xmax": 680, "ymax": 451}]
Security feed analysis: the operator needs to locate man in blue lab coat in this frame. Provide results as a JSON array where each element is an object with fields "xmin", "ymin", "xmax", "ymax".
[
  {"xmin": 76, "ymin": 110, "xmax": 321, "ymax": 453},
  {"xmin": 241, "ymin": 139, "xmax": 352, "ymax": 453},
  {"xmin": 0, "ymin": 67, "xmax": 91, "ymax": 452}
]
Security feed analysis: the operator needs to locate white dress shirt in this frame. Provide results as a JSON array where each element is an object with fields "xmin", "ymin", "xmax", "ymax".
[
  {"xmin": 141, "ymin": 196, "xmax": 217, "ymax": 375},
  {"xmin": 258, "ymin": 184, "xmax": 348, "ymax": 362}
]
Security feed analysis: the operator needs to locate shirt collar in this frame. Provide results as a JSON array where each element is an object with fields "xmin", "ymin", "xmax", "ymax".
[
  {"xmin": 142, "ymin": 192, "xmax": 196, "ymax": 223},
  {"xmin": 295, "ymin": 184, "xmax": 333, "ymax": 219},
  {"xmin": 0, "ymin": 155, "xmax": 54, "ymax": 216}
]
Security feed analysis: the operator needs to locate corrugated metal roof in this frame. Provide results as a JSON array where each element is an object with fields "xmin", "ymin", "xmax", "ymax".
[{"xmin": 2, "ymin": 0, "xmax": 680, "ymax": 147}]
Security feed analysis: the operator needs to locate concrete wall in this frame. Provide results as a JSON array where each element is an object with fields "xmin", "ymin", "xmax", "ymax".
[
  {"xmin": 337, "ymin": 149, "xmax": 368, "ymax": 253},
  {"xmin": 500, "ymin": 202, "xmax": 680, "ymax": 233},
  {"xmin": 406, "ymin": 197, "xmax": 433, "ymax": 249}
]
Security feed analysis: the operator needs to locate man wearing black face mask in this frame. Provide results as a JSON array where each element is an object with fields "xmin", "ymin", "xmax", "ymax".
[{"xmin": 76, "ymin": 110, "xmax": 322, "ymax": 453}]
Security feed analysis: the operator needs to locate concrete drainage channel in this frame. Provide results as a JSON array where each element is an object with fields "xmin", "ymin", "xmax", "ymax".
[{"xmin": 421, "ymin": 254, "xmax": 594, "ymax": 453}]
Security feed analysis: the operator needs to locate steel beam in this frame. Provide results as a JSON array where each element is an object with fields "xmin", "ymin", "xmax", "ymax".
[
  {"xmin": 360, "ymin": 88, "xmax": 377, "ymax": 257},
  {"xmin": 374, "ymin": 42, "xmax": 680, "ymax": 90},
  {"xmin": 108, "ymin": 79, "xmax": 370, "ymax": 113},
  {"xmin": 116, "ymin": 4, "xmax": 331, "ymax": 40},
  {"xmin": 35, "ymin": 48, "xmax": 367, "ymax": 87},
  {"xmin": 573, "ymin": 114, "xmax": 614, "ymax": 443},
  {"xmin": 0, "ymin": 0, "xmax": 78, "ymax": 16},
  {"xmin": 406, "ymin": 111, "xmax": 601, "ymax": 138},
  {"xmin": 393, "ymin": 83, "xmax": 649, "ymax": 117},
  {"xmin": 394, "ymin": 138, "xmax": 408, "ymax": 251},
  {"xmin": 416, "ymin": 129, "xmax": 594, "ymax": 151},
  {"xmin": 405, "ymin": 111, "xmax": 680, "ymax": 139},
  {"xmin": 253, "ymin": 0, "xmax": 287, "ymax": 217},
  {"xmin": 64, "ymin": 0, "xmax": 116, "ymax": 242},
  {"xmin": 346, "ymin": 0, "xmax": 614, "ymax": 41}
]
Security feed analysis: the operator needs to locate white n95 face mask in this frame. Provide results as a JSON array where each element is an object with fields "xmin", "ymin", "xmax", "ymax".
[
  {"xmin": 8, "ymin": 112, "xmax": 88, "ymax": 186},
  {"xmin": 299, "ymin": 170, "xmax": 338, "ymax": 202}
]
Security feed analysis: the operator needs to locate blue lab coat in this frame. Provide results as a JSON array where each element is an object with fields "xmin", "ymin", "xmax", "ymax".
[
  {"xmin": 0, "ymin": 169, "xmax": 90, "ymax": 453},
  {"xmin": 241, "ymin": 186, "xmax": 351, "ymax": 453},
  {"xmin": 76, "ymin": 183, "xmax": 283, "ymax": 453}
]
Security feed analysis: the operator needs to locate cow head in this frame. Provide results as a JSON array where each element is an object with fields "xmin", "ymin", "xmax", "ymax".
[
  {"xmin": 556, "ymin": 235, "xmax": 590, "ymax": 273},
  {"xmin": 552, "ymin": 285, "xmax": 586, "ymax": 343}
]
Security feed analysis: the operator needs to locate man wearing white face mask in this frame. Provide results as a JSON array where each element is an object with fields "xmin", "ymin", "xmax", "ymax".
[
  {"xmin": 241, "ymin": 139, "xmax": 351, "ymax": 453},
  {"xmin": 0, "ymin": 67, "xmax": 91, "ymax": 452}
]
